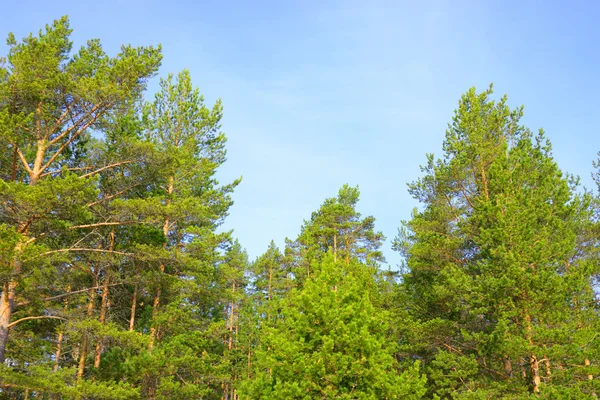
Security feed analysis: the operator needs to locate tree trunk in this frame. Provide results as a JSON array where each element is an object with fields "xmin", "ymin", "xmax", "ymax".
[
  {"xmin": 228, "ymin": 281, "xmax": 236, "ymax": 351},
  {"xmin": 530, "ymin": 355, "xmax": 540, "ymax": 393},
  {"xmin": 29, "ymin": 136, "xmax": 46, "ymax": 185},
  {"xmin": 94, "ymin": 232, "xmax": 114, "ymax": 368},
  {"xmin": 1, "ymin": 137, "xmax": 44, "ymax": 362},
  {"xmin": 54, "ymin": 331, "xmax": 64, "ymax": 372},
  {"xmin": 129, "ymin": 283, "xmax": 138, "ymax": 332},
  {"xmin": 0, "ymin": 241, "xmax": 23, "ymax": 364},
  {"xmin": 0, "ymin": 282, "xmax": 15, "ymax": 363},
  {"xmin": 267, "ymin": 264, "xmax": 272, "ymax": 322},
  {"xmin": 333, "ymin": 234, "xmax": 337, "ymax": 263},
  {"xmin": 77, "ymin": 281, "xmax": 97, "ymax": 380},
  {"xmin": 523, "ymin": 312, "xmax": 540, "ymax": 393},
  {"xmin": 54, "ymin": 286, "xmax": 70, "ymax": 371},
  {"xmin": 149, "ymin": 176, "xmax": 173, "ymax": 350},
  {"xmin": 268, "ymin": 266, "xmax": 272, "ymax": 303},
  {"xmin": 148, "ymin": 286, "xmax": 161, "ymax": 350},
  {"xmin": 93, "ymin": 270, "xmax": 110, "ymax": 368}
]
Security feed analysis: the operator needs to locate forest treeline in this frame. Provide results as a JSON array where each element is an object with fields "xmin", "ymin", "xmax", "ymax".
[{"xmin": 1, "ymin": 17, "xmax": 600, "ymax": 400}]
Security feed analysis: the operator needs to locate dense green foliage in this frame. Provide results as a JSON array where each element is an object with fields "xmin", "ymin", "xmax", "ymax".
[{"xmin": 1, "ymin": 17, "xmax": 599, "ymax": 399}]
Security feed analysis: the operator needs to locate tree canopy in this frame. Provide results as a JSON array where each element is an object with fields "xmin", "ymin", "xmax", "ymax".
[{"xmin": 1, "ymin": 17, "xmax": 599, "ymax": 400}]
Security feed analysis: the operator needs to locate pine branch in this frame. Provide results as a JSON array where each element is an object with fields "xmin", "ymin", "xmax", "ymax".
[{"xmin": 8, "ymin": 315, "xmax": 66, "ymax": 329}]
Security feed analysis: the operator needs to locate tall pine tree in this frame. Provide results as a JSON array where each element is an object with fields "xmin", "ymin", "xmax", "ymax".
[{"xmin": 396, "ymin": 86, "xmax": 600, "ymax": 398}]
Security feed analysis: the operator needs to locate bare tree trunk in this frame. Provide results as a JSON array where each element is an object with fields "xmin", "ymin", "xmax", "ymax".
[
  {"xmin": 94, "ymin": 231, "xmax": 114, "ymax": 368},
  {"xmin": 29, "ymin": 138, "xmax": 46, "ymax": 185},
  {"xmin": 0, "ymin": 244, "xmax": 22, "ymax": 364},
  {"xmin": 228, "ymin": 281, "xmax": 235, "ymax": 351},
  {"xmin": 0, "ymin": 282, "xmax": 15, "ymax": 364},
  {"xmin": 93, "ymin": 271, "xmax": 110, "ymax": 368},
  {"xmin": 129, "ymin": 283, "xmax": 138, "ymax": 332},
  {"xmin": 77, "ymin": 279, "xmax": 97, "ymax": 381},
  {"xmin": 0, "ymin": 148, "xmax": 22, "ymax": 364},
  {"xmin": 148, "ymin": 285, "xmax": 161, "ymax": 350},
  {"xmin": 149, "ymin": 176, "xmax": 173, "ymax": 350},
  {"xmin": 268, "ymin": 266, "xmax": 272, "ymax": 303},
  {"xmin": 267, "ymin": 264, "xmax": 273, "ymax": 322},
  {"xmin": 530, "ymin": 355, "xmax": 540, "ymax": 393},
  {"xmin": 54, "ymin": 286, "xmax": 70, "ymax": 371},
  {"xmin": 524, "ymin": 312, "xmax": 540, "ymax": 393},
  {"xmin": 1, "ymin": 136, "xmax": 45, "ymax": 363},
  {"xmin": 333, "ymin": 234, "xmax": 337, "ymax": 263}
]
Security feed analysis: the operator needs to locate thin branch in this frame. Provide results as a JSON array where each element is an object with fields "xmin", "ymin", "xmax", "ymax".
[
  {"xmin": 47, "ymin": 102, "xmax": 76, "ymax": 137},
  {"xmin": 15, "ymin": 283, "xmax": 126, "ymax": 307},
  {"xmin": 451, "ymin": 164, "xmax": 475, "ymax": 209},
  {"xmin": 16, "ymin": 148, "xmax": 33, "ymax": 175},
  {"xmin": 41, "ymin": 103, "xmax": 111, "ymax": 174},
  {"xmin": 80, "ymin": 160, "xmax": 136, "ymax": 179},
  {"xmin": 87, "ymin": 183, "xmax": 144, "ymax": 207},
  {"xmin": 41, "ymin": 119, "xmax": 96, "ymax": 174},
  {"xmin": 48, "ymin": 102, "xmax": 104, "ymax": 146},
  {"xmin": 68, "ymin": 221, "xmax": 134, "ymax": 230},
  {"xmin": 43, "ymin": 283, "xmax": 125, "ymax": 302},
  {"xmin": 8, "ymin": 315, "xmax": 66, "ymax": 329},
  {"xmin": 24, "ymin": 232, "xmax": 46, "ymax": 246},
  {"xmin": 41, "ymin": 248, "xmax": 133, "ymax": 256},
  {"xmin": 40, "ymin": 166, "xmax": 95, "ymax": 178},
  {"xmin": 24, "ymin": 248, "xmax": 133, "ymax": 262}
]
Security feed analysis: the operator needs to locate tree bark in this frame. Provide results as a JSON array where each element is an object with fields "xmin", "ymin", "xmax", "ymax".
[
  {"xmin": 228, "ymin": 281, "xmax": 236, "ymax": 351},
  {"xmin": 29, "ymin": 141, "xmax": 45, "ymax": 185},
  {"xmin": 149, "ymin": 176, "xmax": 173, "ymax": 350},
  {"xmin": 77, "ymin": 279, "xmax": 97, "ymax": 381},
  {"xmin": 524, "ymin": 312, "xmax": 540, "ymax": 393},
  {"xmin": 0, "ymin": 135, "xmax": 43, "ymax": 363},
  {"xmin": 54, "ymin": 286, "xmax": 70, "ymax": 371},
  {"xmin": 94, "ymin": 270, "xmax": 110, "ymax": 368},
  {"xmin": 129, "ymin": 283, "xmax": 138, "ymax": 332},
  {"xmin": 94, "ymin": 232, "xmax": 114, "ymax": 368},
  {"xmin": 0, "ymin": 282, "xmax": 15, "ymax": 363},
  {"xmin": 333, "ymin": 234, "xmax": 337, "ymax": 263},
  {"xmin": 530, "ymin": 355, "xmax": 540, "ymax": 393}
]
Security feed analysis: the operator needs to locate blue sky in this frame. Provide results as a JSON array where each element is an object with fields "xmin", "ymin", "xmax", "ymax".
[{"xmin": 2, "ymin": 1, "xmax": 599, "ymax": 267}]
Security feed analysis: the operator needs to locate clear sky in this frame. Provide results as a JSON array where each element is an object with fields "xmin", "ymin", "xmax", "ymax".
[{"xmin": 2, "ymin": 1, "xmax": 599, "ymax": 267}]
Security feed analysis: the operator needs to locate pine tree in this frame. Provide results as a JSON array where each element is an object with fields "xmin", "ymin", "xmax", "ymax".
[
  {"xmin": 123, "ymin": 69, "xmax": 240, "ymax": 398},
  {"xmin": 287, "ymin": 184, "xmax": 385, "ymax": 286},
  {"xmin": 396, "ymin": 85, "xmax": 600, "ymax": 398},
  {"xmin": 0, "ymin": 16, "xmax": 161, "ymax": 397},
  {"xmin": 252, "ymin": 241, "xmax": 291, "ymax": 317},
  {"xmin": 241, "ymin": 254, "xmax": 426, "ymax": 399}
]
